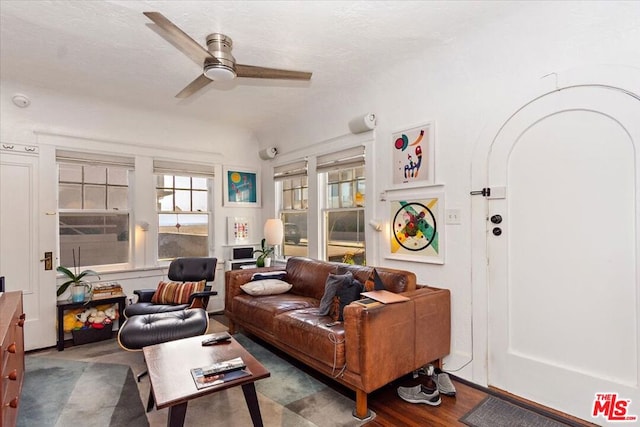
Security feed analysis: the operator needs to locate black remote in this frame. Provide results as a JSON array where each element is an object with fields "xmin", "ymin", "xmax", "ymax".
[{"xmin": 202, "ymin": 336, "xmax": 231, "ymax": 346}]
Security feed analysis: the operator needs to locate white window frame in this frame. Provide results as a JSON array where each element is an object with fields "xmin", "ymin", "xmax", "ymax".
[{"xmin": 56, "ymin": 152, "xmax": 135, "ymax": 272}]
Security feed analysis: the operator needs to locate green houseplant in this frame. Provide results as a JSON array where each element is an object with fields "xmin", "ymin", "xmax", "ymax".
[
  {"xmin": 57, "ymin": 248, "xmax": 100, "ymax": 300},
  {"xmin": 253, "ymin": 238, "xmax": 274, "ymax": 268}
]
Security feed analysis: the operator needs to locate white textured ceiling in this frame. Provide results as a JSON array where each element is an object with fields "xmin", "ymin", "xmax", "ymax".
[{"xmin": 1, "ymin": 0, "xmax": 524, "ymax": 131}]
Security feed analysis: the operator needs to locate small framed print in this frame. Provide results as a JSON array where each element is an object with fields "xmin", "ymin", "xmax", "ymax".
[
  {"xmin": 223, "ymin": 167, "xmax": 260, "ymax": 207},
  {"xmin": 386, "ymin": 189, "xmax": 444, "ymax": 264},
  {"xmin": 391, "ymin": 122, "xmax": 435, "ymax": 187}
]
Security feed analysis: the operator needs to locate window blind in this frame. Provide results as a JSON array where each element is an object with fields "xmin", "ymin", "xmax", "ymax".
[
  {"xmin": 153, "ymin": 160, "xmax": 215, "ymax": 177},
  {"xmin": 56, "ymin": 150, "xmax": 134, "ymax": 168},
  {"xmin": 316, "ymin": 146, "xmax": 365, "ymax": 172},
  {"xmin": 274, "ymin": 159, "xmax": 308, "ymax": 181}
]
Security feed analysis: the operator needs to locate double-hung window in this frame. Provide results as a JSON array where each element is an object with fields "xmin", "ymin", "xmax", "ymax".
[
  {"xmin": 275, "ymin": 160, "xmax": 308, "ymax": 258},
  {"xmin": 154, "ymin": 160, "xmax": 214, "ymax": 261},
  {"xmin": 57, "ymin": 152, "xmax": 134, "ymax": 269},
  {"xmin": 318, "ymin": 146, "xmax": 366, "ymax": 264}
]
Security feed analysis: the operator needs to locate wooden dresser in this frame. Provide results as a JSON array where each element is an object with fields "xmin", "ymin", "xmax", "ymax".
[{"xmin": 0, "ymin": 292, "xmax": 25, "ymax": 427}]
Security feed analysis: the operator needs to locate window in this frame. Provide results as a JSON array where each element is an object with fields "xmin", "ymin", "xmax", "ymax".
[
  {"xmin": 156, "ymin": 174, "xmax": 210, "ymax": 260},
  {"xmin": 58, "ymin": 158, "xmax": 132, "ymax": 269},
  {"xmin": 275, "ymin": 160, "xmax": 308, "ymax": 257},
  {"xmin": 318, "ymin": 147, "xmax": 365, "ymax": 264}
]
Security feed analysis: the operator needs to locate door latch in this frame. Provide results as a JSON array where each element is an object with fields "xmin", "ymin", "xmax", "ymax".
[{"xmin": 41, "ymin": 252, "xmax": 53, "ymax": 270}]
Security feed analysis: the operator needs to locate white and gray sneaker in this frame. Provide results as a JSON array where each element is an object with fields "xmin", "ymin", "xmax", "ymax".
[
  {"xmin": 432, "ymin": 368, "xmax": 456, "ymax": 396},
  {"xmin": 397, "ymin": 384, "xmax": 441, "ymax": 406}
]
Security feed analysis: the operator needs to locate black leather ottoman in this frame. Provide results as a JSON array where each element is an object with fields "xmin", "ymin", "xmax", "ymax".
[{"xmin": 118, "ymin": 308, "xmax": 209, "ymax": 351}]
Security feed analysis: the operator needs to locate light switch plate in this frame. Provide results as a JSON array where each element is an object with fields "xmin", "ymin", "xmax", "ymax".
[{"xmin": 446, "ymin": 209, "xmax": 461, "ymax": 225}]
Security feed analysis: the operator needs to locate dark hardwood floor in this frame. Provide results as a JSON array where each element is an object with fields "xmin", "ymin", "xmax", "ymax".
[
  {"xmin": 211, "ymin": 314, "xmax": 595, "ymax": 427},
  {"xmin": 366, "ymin": 374, "xmax": 597, "ymax": 427}
]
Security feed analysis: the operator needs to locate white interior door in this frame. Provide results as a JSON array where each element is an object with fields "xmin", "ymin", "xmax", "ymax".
[
  {"xmin": 1, "ymin": 148, "xmax": 56, "ymax": 350},
  {"xmin": 487, "ymin": 86, "xmax": 640, "ymax": 424}
]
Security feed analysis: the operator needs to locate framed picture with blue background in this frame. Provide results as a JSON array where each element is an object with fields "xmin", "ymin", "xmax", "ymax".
[{"xmin": 223, "ymin": 167, "xmax": 260, "ymax": 207}]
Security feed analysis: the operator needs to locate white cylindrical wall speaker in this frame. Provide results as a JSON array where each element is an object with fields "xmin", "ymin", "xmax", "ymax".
[
  {"xmin": 348, "ymin": 113, "xmax": 376, "ymax": 134},
  {"xmin": 258, "ymin": 147, "xmax": 278, "ymax": 160}
]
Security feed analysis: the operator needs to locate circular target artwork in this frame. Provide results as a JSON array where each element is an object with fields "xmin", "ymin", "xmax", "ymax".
[
  {"xmin": 388, "ymin": 195, "xmax": 443, "ymax": 264},
  {"xmin": 392, "ymin": 202, "xmax": 436, "ymax": 251}
]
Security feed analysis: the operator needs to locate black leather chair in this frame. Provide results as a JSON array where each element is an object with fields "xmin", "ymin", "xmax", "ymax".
[
  {"xmin": 117, "ymin": 257, "xmax": 217, "ymax": 386},
  {"xmin": 123, "ymin": 257, "xmax": 218, "ymax": 318}
]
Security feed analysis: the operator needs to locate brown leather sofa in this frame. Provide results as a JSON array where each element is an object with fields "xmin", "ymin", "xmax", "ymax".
[{"xmin": 225, "ymin": 256, "xmax": 451, "ymax": 420}]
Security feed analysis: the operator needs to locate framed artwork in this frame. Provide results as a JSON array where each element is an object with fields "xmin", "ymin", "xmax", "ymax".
[
  {"xmin": 227, "ymin": 216, "xmax": 253, "ymax": 245},
  {"xmin": 386, "ymin": 190, "xmax": 444, "ymax": 264},
  {"xmin": 223, "ymin": 167, "xmax": 260, "ymax": 207},
  {"xmin": 392, "ymin": 122, "xmax": 435, "ymax": 187}
]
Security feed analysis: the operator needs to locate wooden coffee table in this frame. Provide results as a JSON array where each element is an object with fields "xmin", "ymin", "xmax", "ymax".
[{"xmin": 143, "ymin": 334, "xmax": 270, "ymax": 427}]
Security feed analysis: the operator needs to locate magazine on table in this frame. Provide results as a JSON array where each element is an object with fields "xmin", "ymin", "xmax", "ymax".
[{"xmin": 191, "ymin": 357, "xmax": 250, "ymax": 389}]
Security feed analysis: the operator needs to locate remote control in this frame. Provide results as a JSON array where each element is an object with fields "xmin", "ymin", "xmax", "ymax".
[
  {"xmin": 201, "ymin": 332, "xmax": 232, "ymax": 346},
  {"xmin": 202, "ymin": 337, "xmax": 231, "ymax": 346}
]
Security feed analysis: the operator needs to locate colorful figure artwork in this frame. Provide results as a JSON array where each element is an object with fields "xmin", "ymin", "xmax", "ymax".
[
  {"xmin": 389, "ymin": 195, "xmax": 443, "ymax": 263},
  {"xmin": 392, "ymin": 124, "xmax": 433, "ymax": 186},
  {"xmin": 227, "ymin": 170, "xmax": 257, "ymax": 203}
]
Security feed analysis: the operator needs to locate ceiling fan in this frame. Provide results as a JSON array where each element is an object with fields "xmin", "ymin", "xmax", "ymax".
[{"xmin": 143, "ymin": 12, "xmax": 313, "ymax": 98}]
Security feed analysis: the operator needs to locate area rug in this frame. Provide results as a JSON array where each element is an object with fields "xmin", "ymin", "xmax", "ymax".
[
  {"xmin": 460, "ymin": 396, "xmax": 570, "ymax": 427},
  {"xmin": 18, "ymin": 319, "xmax": 371, "ymax": 427},
  {"xmin": 18, "ymin": 357, "xmax": 148, "ymax": 427}
]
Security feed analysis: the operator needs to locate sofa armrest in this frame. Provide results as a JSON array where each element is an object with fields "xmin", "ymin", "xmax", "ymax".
[
  {"xmin": 342, "ymin": 286, "xmax": 451, "ymax": 393},
  {"xmin": 406, "ymin": 286, "xmax": 451, "ymax": 366},
  {"xmin": 343, "ymin": 301, "xmax": 417, "ymax": 392}
]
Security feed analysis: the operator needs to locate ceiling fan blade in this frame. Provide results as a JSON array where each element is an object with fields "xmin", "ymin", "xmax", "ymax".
[
  {"xmin": 236, "ymin": 64, "xmax": 312, "ymax": 80},
  {"xmin": 143, "ymin": 11, "xmax": 217, "ymax": 66},
  {"xmin": 175, "ymin": 74, "xmax": 212, "ymax": 98}
]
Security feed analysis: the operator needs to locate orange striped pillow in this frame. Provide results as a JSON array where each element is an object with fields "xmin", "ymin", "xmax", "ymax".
[{"xmin": 151, "ymin": 280, "xmax": 206, "ymax": 304}]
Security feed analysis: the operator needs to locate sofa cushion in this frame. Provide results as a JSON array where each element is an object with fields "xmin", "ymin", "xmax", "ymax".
[
  {"xmin": 275, "ymin": 308, "xmax": 346, "ymax": 369},
  {"xmin": 318, "ymin": 272, "xmax": 353, "ymax": 316},
  {"xmin": 251, "ymin": 271, "xmax": 287, "ymax": 281},
  {"xmin": 241, "ymin": 279, "xmax": 292, "ymax": 296},
  {"xmin": 232, "ymin": 294, "xmax": 317, "ymax": 334},
  {"xmin": 151, "ymin": 280, "xmax": 205, "ymax": 305}
]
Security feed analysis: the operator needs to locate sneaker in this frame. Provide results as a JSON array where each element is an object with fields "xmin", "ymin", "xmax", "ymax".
[
  {"xmin": 432, "ymin": 368, "xmax": 456, "ymax": 396},
  {"xmin": 397, "ymin": 384, "xmax": 441, "ymax": 406}
]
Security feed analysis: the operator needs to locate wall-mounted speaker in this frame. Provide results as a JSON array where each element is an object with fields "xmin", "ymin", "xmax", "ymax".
[
  {"xmin": 349, "ymin": 113, "xmax": 376, "ymax": 134},
  {"xmin": 258, "ymin": 147, "xmax": 278, "ymax": 160}
]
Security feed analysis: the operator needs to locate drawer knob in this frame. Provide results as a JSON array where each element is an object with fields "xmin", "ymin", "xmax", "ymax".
[
  {"xmin": 6, "ymin": 369, "xmax": 18, "ymax": 381},
  {"xmin": 7, "ymin": 397, "xmax": 19, "ymax": 408},
  {"xmin": 5, "ymin": 369, "xmax": 18, "ymax": 381},
  {"xmin": 7, "ymin": 342, "xmax": 16, "ymax": 353},
  {"xmin": 19, "ymin": 313, "xmax": 26, "ymax": 320},
  {"xmin": 17, "ymin": 319, "xmax": 25, "ymax": 327}
]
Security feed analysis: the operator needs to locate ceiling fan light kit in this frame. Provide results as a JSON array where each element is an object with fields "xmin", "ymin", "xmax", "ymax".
[{"xmin": 143, "ymin": 12, "xmax": 312, "ymax": 98}]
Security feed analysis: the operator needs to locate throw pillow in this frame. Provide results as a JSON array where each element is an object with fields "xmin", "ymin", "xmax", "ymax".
[
  {"xmin": 251, "ymin": 271, "xmax": 287, "ymax": 281},
  {"xmin": 337, "ymin": 278, "xmax": 364, "ymax": 321},
  {"xmin": 240, "ymin": 279, "xmax": 292, "ymax": 296},
  {"xmin": 364, "ymin": 268, "xmax": 386, "ymax": 292},
  {"xmin": 318, "ymin": 272, "xmax": 353, "ymax": 316},
  {"xmin": 151, "ymin": 280, "xmax": 206, "ymax": 305}
]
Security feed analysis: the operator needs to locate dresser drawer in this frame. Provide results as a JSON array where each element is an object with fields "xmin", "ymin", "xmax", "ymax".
[{"xmin": 0, "ymin": 292, "xmax": 24, "ymax": 427}]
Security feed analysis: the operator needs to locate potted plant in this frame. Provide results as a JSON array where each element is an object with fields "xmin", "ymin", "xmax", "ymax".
[
  {"xmin": 253, "ymin": 238, "xmax": 274, "ymax": 268},
  {"xmin": 57, "ymin": 248, "xmax": 100, "ymax": 302}
]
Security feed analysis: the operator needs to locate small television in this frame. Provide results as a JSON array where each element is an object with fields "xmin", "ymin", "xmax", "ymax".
[{"xmin": 232, "ymin": 247, "xmax": 254, "ymax": 260}]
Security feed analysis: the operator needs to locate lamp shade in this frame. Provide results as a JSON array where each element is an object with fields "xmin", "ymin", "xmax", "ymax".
[{"xmin": 264, "ymin": 219, "xmax": 284, "ymax": 245}]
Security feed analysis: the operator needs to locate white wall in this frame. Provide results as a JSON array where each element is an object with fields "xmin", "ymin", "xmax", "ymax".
[
  {"xmin": 255, "ymin": 2, "xmax": 640, "ymax": 380},
  {"xmin": 0, "ymin": 81, "xmax": 262, "ymax": 313}
]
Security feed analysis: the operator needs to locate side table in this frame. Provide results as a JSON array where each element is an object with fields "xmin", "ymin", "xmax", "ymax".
[{"xmin": 56, "ymin": 295, "xmax": 126, "ymax": 351}]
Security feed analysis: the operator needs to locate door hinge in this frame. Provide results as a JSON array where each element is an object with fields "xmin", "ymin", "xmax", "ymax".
[{"xmin": 470, "ymin": 188, "xmax": 491, "ymax": 197}]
